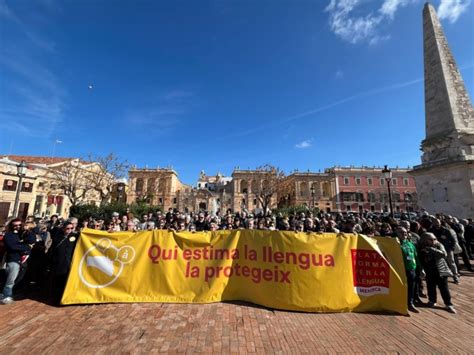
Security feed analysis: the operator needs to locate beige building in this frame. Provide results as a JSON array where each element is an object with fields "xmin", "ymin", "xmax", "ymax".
[
  {"xmin": 284, "ymin": 171, "xmax": 335, "ymax": 213},
  {"xmin": 126, "ymin": 166, "xmax": 192, "ymax": 211},
  {"xmin": 231, "ymin": 169, "xmax": 278, "ymax": 213},
  {"xmin": 0, "ymin": 155, "xmax": 103, "ymax": 225}
]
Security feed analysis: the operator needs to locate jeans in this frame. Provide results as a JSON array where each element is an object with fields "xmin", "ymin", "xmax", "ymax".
[
  {"xmin": 426, "ymin": 273, "xmax": 452, "ymax": 306},
  {"xmin": 406, "ymin": 269, "xmax": 417, "ymax": 306},
  {"xmin": 2, "ymin": 261, "xmax": 21, "ymax": 298}
]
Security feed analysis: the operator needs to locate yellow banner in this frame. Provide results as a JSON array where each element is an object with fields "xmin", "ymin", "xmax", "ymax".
[{"xmin": 62, "ymin": 229, "xmax": 407, "ymax": 314}]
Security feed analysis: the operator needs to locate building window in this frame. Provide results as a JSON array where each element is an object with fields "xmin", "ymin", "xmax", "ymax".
[
  {"xmin": 173, "ymin": 198, "xmax": 177, "ymax": 204},
  {"xmin": 136, "ymin": 178, "xmax": 143, "ymax": 192},
  {"xmin": 21, "ymin": 182, "xmax": 33, "ymax": 193},
  {"xmin": 241, "ymin": 180, "xmax": 248, "ymax": 194},
  {"xmin": 355, "ymin": 178, "xmax": 361, "ymax": 185},
  {"xmin": 253, "ymin": 199, "xmax": 257, "ymax": 205},
  {"xmin": 147, "ymin": 178, "xmax": 155, "ymax": 193},
  {"xmin": 380, "ymin": 178, "xmax": 385, "ymax": 185},
  {"xmin": 367, "ymin": 192, "xmax": 376, "ymax": 202},
  {"xmin": 367, "ymin": 178, "xmax": 373, "ymax": 186},
  {"xmin": 403, "ymin": 178, "xmax": 409, "ymax": 186},
  {"xmin": 159, "ymin": 198, "xmax": 163, "ymax": 204},
  {"xmin": 300, "ymin": 182, "xmax": 308, "ymax": 197},
  {"xmin": 3, "ymin": 179, "xmax": 17, "ymax": 191},
  {"xmin": 346, "ymin": 205, "xmax": 351, "ymax": 211},
  {"xmin": 392, "ymin": 178, "xmax": 397, "ymax": 186},
  {"xmin": 343, "ymin": 177, "xmax": 349, "ymax": 185}
]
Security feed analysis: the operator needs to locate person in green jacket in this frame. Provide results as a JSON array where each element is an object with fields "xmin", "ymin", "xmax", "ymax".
[{"xmin": 397, "ymin": 227, "xmax": 421, "ymax": 313}]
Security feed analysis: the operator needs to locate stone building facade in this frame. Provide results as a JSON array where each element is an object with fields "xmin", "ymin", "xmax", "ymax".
[
  {"xmin": 284, "ymin": 172, "xmax": 335, "ymax": 212},
  {"xmin": 412, "ymin": 3, "xmax": 474, "ymax": 218},
  {"xmin": 126, "ymin": 167, "xmax": 192, "ymax": 211},
  {"xmin": 231, "ymin": 169, "xmax": 278, "ymax": 214}
]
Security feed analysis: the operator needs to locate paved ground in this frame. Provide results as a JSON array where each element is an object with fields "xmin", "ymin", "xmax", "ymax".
[{"xmin": 0, "ymin": 272, "xmax": 473, "ymax": 354}]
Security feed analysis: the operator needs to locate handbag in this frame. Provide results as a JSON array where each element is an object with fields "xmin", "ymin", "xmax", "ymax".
[{"xmin": 454, "ymin": 242, "xmax": 462, "ymax": 255}]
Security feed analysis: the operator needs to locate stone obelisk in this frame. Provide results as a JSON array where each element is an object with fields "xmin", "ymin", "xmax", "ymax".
[{"xmin": 412, "ymin": 3, "xmax": 474, "ymax": 218}]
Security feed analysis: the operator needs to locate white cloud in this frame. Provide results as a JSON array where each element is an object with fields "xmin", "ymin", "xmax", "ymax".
[
  {"xmin": 325, "ymin": 0, "xmax": 415, "ymax": 44},
  {"xmin": 380, "ymin": 0, "xmax": 414, "ymax": 19},
  {"xmin": 295, "ymin": 139, "xmax": 313, "ymax": 149},
  {"xmin": 438, "ymin": 0, "xmax": 471, "ymax": 23},
  {"xmin": 325, "ymin": 0, "xmax": 382, "ymax": 44}
]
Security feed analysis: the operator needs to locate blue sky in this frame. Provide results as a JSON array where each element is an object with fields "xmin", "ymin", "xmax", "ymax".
[{"xmin": 1, "ymin": 0, "xmax": 473, "ymax": 184}]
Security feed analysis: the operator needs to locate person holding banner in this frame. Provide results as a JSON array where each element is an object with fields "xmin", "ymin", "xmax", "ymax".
[{"xmin": 51, "ymin": 222, "xmax": 78, "ymax": 305}]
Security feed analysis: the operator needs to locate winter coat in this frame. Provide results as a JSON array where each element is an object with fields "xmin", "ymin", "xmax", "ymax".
[
  {"xmin": 419, "ymin": 242, "xmax": 452, "ymax": 277},
  {"xmin": 3, "ymin": 231, "xmax": 31, "ymax": 263},
  {"xmin": 51, "ymin": 231, "xmax": 78, "ymax": 276},
  {"xmin": 430, "ymin": 226, "xmax": 455, "ymax": 252}
]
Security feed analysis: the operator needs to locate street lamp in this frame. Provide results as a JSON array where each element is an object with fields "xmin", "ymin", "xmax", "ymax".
[
  {"xmin": 12, "ymin": 160, "xmax": 27, "ymax": 218},
  {"xmin": 310, "ymin": 185, "xmax": 316, "ymax": 210},
  {"xmin": 404, "ymin": 194, "xmax": 412, "ymax": 221},
  {"xmin": 382, "ymin": 165, "xmax": 394, "ymax": 218}
]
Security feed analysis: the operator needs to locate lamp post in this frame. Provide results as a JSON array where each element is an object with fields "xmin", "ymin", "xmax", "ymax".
[
  {"xmin": 404, "ymin": 195, "xmax": 411, "ymax": 221},
  {"xmin": 382, "ymin": 165, "xmax": 393, "ymax": 218},
  {"xmin": 310, "ymin": 185, "xmax": 316, "ymax": 211},
  {"xmin": 12, "ymin": 160, "xmax": 27, "ymax": 218}
]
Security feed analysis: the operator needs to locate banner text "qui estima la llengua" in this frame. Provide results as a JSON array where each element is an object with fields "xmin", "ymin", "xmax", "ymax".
[{"xmin": 148, "ymin": 244, "xmax": 335, "ymax": 284}]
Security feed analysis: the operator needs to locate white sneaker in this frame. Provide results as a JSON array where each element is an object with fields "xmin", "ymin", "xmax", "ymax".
[
  {"xmin": 446, "ymin": 305, "xmax": 457, "ymax": 314},
  {"xmin": 2, "ymin": 297, "xmax": 14, "ymax": 305}
]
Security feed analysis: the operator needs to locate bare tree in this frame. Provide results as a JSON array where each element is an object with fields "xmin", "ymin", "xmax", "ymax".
[
  {"xmin": 46, "ymin": 159, "xmax": 90, "ymax": 208},
  {"xmin": 84, "ymin": 153, "xmax": 129, "ymax": 205},
  {"xmin": 254, "ymin": 164, "xmax": 291, "ymax": 215}
]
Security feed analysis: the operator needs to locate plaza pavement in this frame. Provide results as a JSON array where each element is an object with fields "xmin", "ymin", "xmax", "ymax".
[{"xmin": 0, "ymin": 272, "xmax": 473, "ymax": 354}]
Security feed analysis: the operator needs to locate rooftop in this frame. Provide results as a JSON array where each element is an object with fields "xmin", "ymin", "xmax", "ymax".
[{"xmin": 2, "ymin": 155, "xmax": 77, "ymax": 166}]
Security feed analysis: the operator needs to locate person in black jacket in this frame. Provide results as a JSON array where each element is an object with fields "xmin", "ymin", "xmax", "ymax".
[
  {"xmin": 51, "ymin": 222, "xmax": 78, "ymax": 305},
  {"xmin": 1, "ymin": 219, "xmax": 32, "ymax": 305}
]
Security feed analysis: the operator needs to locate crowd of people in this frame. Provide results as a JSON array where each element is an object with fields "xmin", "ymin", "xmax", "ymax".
[{"xmin": 1, "ymin": 208, "xmax": 473, "ymax": 314}]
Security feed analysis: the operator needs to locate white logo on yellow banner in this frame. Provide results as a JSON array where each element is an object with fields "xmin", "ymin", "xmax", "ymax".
[{"xmin": 78, "ymin": 238, "xmax": 135, "ymax": 288}]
